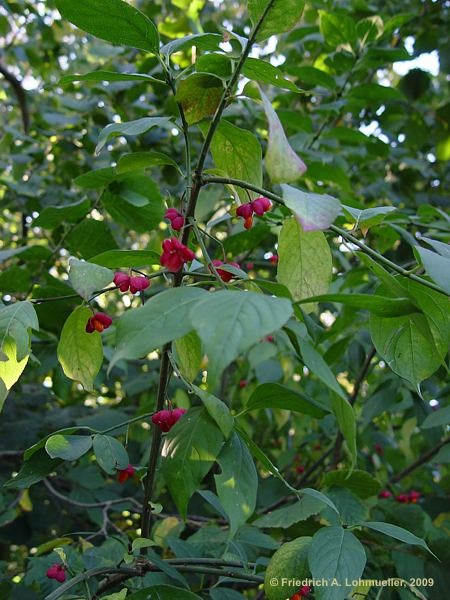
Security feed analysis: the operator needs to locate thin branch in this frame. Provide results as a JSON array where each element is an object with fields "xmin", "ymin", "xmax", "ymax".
[
  {"xmin": 0, "ymin": 61, "xmax": 30, "ymax": 133},
  {"xmin": 140, "ymin": 344, "xmax": 172, "ymax": 539},
  {"xmin": 189, "ymin": 217, "xmax": 226, "ymax": 288},
  {"xmin": 389, "ymin": 437, "xmax": 450, "ymax": 484},
  {"xmin": 201, "ymin": 176, "xmax": 449, "ymax": 297},
  {"xmin": 43, "ymin": 478, "xmax": 141, "ymax": 510}
]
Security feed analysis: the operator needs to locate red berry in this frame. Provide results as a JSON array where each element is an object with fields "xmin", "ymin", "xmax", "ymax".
[
  {"xmin": 47, "ymin": 564, "xmax": 66, "ymax": 583},
  {"xmin": 129, "ymin": 276, "xmax": 150, "ymax": 294},
  {"xmin": 246, "ymin": 262, "xmax": 254, "ymax": 270},
  {"xmin": 252, "ymin": 196, "xmax": 272, "ymax": 216},
  {"xmin": 374, "ymin": 443, "xmax": 384, "ymax": 456},
  {"xmin": 244, "ymin": 216, "xmax": 253, "ymax": 230},
  {"xmin": 396, "ymin": 493, "xmax": 409, "ymax": 504},
  {"xmin": 114, "ymin": 272, "xmax": 130, "ymax": 292},
  {"xmin": 300, "ymin": 586, "xmax": 311, "ymax": 596},
  {"xmin": 295, "ymin": 465, "xmax": 305, "ymax": 474},
  {"xmin": 378, "ymin": 490, "xmax": 392, "ymax": 499},
  {"xmin": 236, "ymin": 203, "xmax": 253, "ymax": 220},
  {"xmin": 239, "ymin": 380, "xmax": 248, "ymax": 388},
  {"xmin": 211, "ymin": 260, "xmax": 240, "ymax": 283},
  {"xmin": 160, "ymin": 237, "xmax": 195, "ymax": 272},
  {"xmin": 266, "ymin": 335, "xmax": 274, "ymax": 342},
  {"xmin": 152, "ymin": 408, "xmax": 187, "ymax": 433},
  {"xmin": 269, "ymin": 255, "xmax": 278, "ymax": 264},
  {"xmin": 86, "ymin": 312, "xmax": 112, "ymax": 334},
  {"xmin": 117, "ymin": 464, "xmax": 135, "ymax": 484},
  {"xmin": 165, "ymin": 208, "xmax": 185, "ymax": 231},
  {"xmin": 408, "ymin": 490, "xmax": 421, "ymax": 503},
  {"xmin": 291, "ymin": 595, "xmax": 301, "ymax": 600}
]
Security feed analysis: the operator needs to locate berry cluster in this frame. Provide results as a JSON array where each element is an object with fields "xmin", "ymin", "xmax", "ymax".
[
  {"xmin": 46, "ymin": 564, "xmax": 66, "ymax": 583},
  {"xmin": 152, "ymin": 408, "xmax": 187, "ymax": 432},
  {"xmin": 236, "ymin": 197, "xmax": 272, "ymax": 229},
  {"xmin": 116, "ymin": 463, "xmax": 135, "ymax": 484},
  {"xmin": 164, "ymin": 208, "xmax": 185, "ymax": 231},
  {"xmin": 114, "ymin": 272, "xmax": 149, "ymax": 294},
  {"xmin": 160, "ymin": 237, "xmax": 195, "ymax": 272},
  {"xmin": 378, "ymin": 490, "xmax": 421, "ymax": 503}
]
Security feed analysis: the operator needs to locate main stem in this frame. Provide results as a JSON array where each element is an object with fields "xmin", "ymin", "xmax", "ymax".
[{"xmin": 140, "ymin": 5, "xmax": 274, "ymax": 538}]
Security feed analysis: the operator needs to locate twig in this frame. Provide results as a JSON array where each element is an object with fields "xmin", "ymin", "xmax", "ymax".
[
  {"xmin": 43, "ymin": 478, "xmax": 141, "ymax": 510},
  {"xmin": 389, "ymin": 437, "xmax": 450, "ymax": 484},
  {"xmin": 140, "ymin": 344, "xmax": 172, "ymax": 539},
  {"xmin": 201, "ymin": 176, "xmax": 449, "ymax": 297}
]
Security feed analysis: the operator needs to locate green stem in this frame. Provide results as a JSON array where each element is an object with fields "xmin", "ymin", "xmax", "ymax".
[
  {"xmin": 189, "ymin": 217, "xmax": 226, "ymax": 288},
  {"xmin": 201, "ymin": 175, "xmax": 449, "ymax": 297},
  {"xmin": 99, "ymin": 411, "xmax": 155, "ymax": 435}
]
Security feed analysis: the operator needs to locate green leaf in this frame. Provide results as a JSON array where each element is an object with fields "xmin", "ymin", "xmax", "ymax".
[
  {"xmin": 111, "ymin": 288, "xmax": 206, "ymax": 368},
  {"xmin": 298, "ymin": 337, "xmax": 347, "ymax": 401},
  {"xmin": 243, "ymin": 382, "xmax": 329, "ymax": 418},
  {"xmin": 116, "ymin": 151, "xmax": 181, "ymax": 174},
  {"xmin": 287, "ymin": 66, "xmax": 336, "ymax": 90},
  {"xmin": 55, "ymin": 0, "xmax": 159, "ymax": 52},
  {"xmin": 319, "ymin": 11, "xmax": 358, "ymax": 50},
  {"xmin": 59, "ymin": 70, "xmax": 164, "ymax": 85},
  {"xmin": 33, "ymin": 199, "xmax": 91, "ymax": 229},
  {"xmin": 101, "ymin": 176, "xmax": 164, "ymax": 233},
  {"xmin": 95, "ymin": 117, "xmax": 172, "ymax": 155},
  {"xmin": 277, "ymin": 219, "xmax": 332, "ymax": 312},
  {"xmin": 24, "ymin": 427, "xmax": 90, "ymax": 460},
  {"xmin": 242, "ymin": 58, "xmax": 300, "ymax": 92},
  {"xmin": 89, "ymin": 249, "xmax": 160, "ymax": 268},
  {"xmin": 68, "ymin": 258, "xmax": 113, "ymax": 301},
  {"xmin": 161, "ymin": 33, "xmax": 223, "ymax": 57},
  {"xmin": 215, "ymin": 432, "xmax": 257, "ymax": 538},
  {"xmin": 297, "ymin": 293, "xmax": 417, "ymax": 317},
  {"xmin": 196, "ymin": 53, "xmax": 232, "ymax": 79},
  {"xmin": 421, "ymin": 237, "xmax": 450, "ymax": 258},
  {"xmin": 370, "ymin": 280, "xmax": 449, "ymax": 386},
  {"xmin": 101, "ymin": 590, "xmax": 128, "ymax": 600},
  {"xmin": 45, "ymin": 435, "xmax": 93, "ymax": 461},
  {"xmin": 332, "ymin": 394, "xmax": 357, "ymax": 468},
  {"xmin": 349, "ymin": 82, "xmax": 404, "ymax": 104},
  {"xmin": 416, "ymin": 246, "xmax": 450, "ymax": 294},
  {"xmin": 265, "ymin": 537, "xmax": 311, "ymax": 600},
  {"xmin": 57, "ymin": 306, "xmax": 103, "ymax": 391},
  {"xmin": 255, "ymin": 496, "xmax": 324, "ymax": 529},
  {"xmin": 192, "ymin": 385, "xmax": 234, "ymax": 439},
  {"xmin": 190, "ymin": 290, "xmax": 293, "ymax": 390},
  {"xmin": 364, "ymin": 522, "xmax": 436, "ymax": 557},
  {"xmin": 4, "ymin": 449, "xmax": 61, "ymax": 489},
  {"xmin": 308, "ymin": 526, "xmax": 366, "ymax": 600},
  {"xmin": 0, "ymin": 336, "xmax": 29, "ymax": 399},
  {"xmin": 174, "ymin": 331, "xmax": 203, "ymax": 383},
  {"xmin": 421, "ymin": 405, "xmax": 450, "ymax": 429},
  {"xmin": 343, "ymin": 205, "xmax": 396, "ymax": 234},
  {"xmin": 128, "ymin": 585, "xmax": 202, "ymax": 600},
  {"xmin": 261, "ymin": 90, "xmax": 307, "ymax": 184},
  {"xmin": 162, "ymin": 407, "xmax": 224, "ymax": 519},
  {"xmin": 326, "ymin": 487, "xmax": 368, "ymax": 527},
  {"xmin": 282, "ymin": 184, "xmax": 341, "ymax": 232},
  {"xmin": 74, "ymin": 167, "xmax": 117, "ymax": 189},
  {"xmin": 201, "ymin": 120, "xmax": 262, "ymax": 202},
  {"xmin": 92, "ymin": 434, "xmax": 129, "ymax": 474},
  {"xmin": 248, "ymin": 0, "xmax": 305, "ymax": 41},
  {"xmin": 66, "ymin": 219, "xmax": 118, "ymax": 259},
  {"xmin": 0, "ymin": 301, "xmax": 38, "ymax": 361},
  {"xmin": 323, "ymin": 470, "xmax": 381, "ymax": 499},
  {"xmin": 176, "ymin": 73, "xmax": 224, "ymax": 125}
]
